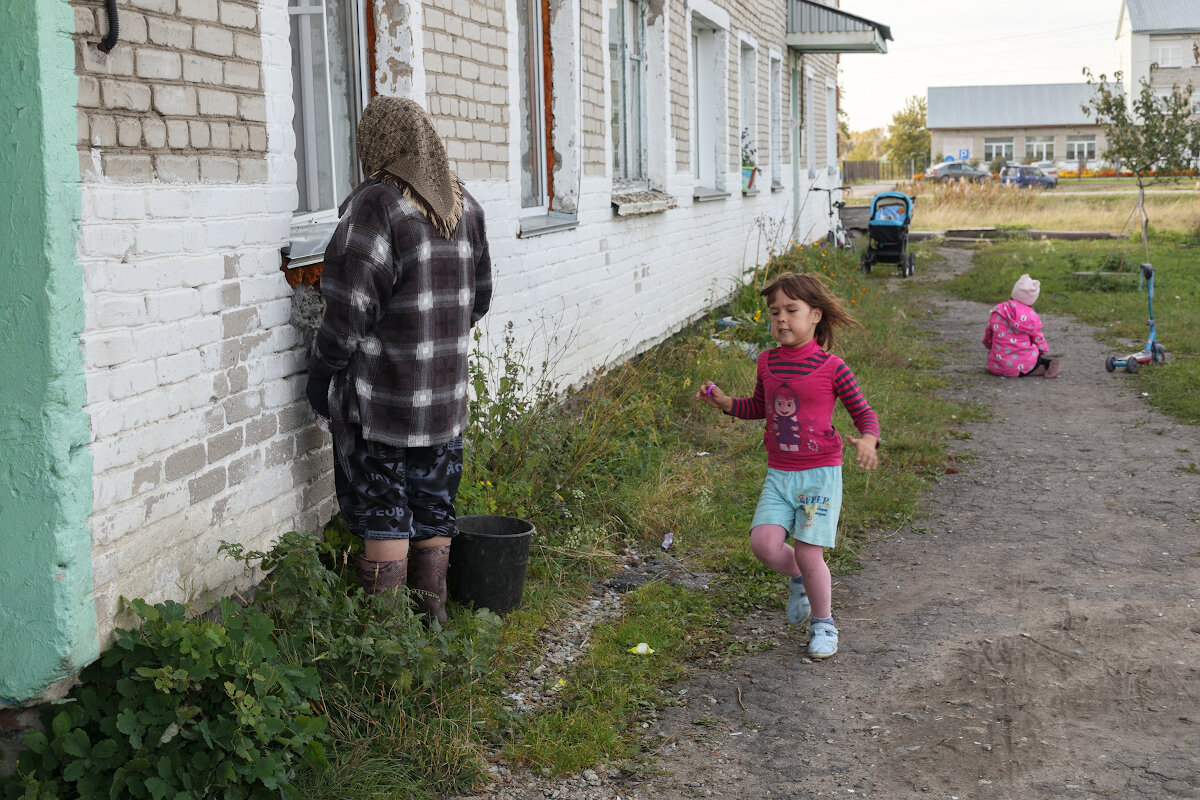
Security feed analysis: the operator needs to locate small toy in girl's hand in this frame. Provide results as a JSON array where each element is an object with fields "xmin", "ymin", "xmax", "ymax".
[
  {"xmin": 629, "ymin": 643, "xmax": 655, "ymax": 655},
  {"xmin": 706, "ymin": 384, "xmax": 715, "ymax": 398},
  {"xmin": 662, "ymin": 532, "xmax": 674, "ymax": 550}
]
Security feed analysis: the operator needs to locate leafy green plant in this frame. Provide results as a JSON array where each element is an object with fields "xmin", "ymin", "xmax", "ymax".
[
  {"xmin": 221, "ymin": 531, "xmax": 503, "ymax": 800},
  {"xmin": 5, "ymin": 599, "xmax": 327, "ymax": 800},
  {"xmin": 221, "ymin": 532, "xmax": 502, "ymax": 707}
]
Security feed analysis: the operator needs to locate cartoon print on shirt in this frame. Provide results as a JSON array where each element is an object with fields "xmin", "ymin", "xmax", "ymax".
[{"xmin": 770, "ymin": 385, "xmax": 803, "ymax": 452}]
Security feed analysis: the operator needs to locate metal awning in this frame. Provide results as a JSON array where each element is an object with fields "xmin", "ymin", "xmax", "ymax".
[{"xmin": 786, "ymin": 0, "xmax": 892, "ymax": 53}]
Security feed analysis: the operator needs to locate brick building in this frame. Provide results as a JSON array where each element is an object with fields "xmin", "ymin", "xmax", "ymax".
[
  {"xmin": 0, "ymin": 0, "xmax": 890, "ymax": 703},
  {"xmin": 926, "ymin": 83, "xmax": 1110, "ymax": 170}
]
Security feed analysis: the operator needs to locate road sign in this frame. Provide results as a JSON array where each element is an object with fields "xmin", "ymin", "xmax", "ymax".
[{"xmin": 958, "ymin": 148, "xmax": 969, "ymax": 161}]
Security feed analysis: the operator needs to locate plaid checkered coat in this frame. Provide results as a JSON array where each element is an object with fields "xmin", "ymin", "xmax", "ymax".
[{"xmin": 311, "ymin": 179, "xmax": 492, "ymax": 450}]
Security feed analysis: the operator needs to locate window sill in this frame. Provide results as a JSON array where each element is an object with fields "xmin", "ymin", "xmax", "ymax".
[
  {"xmin": 612, "ymin": 187, "xmax": 678, "ymax": 216},
  {"xmin": 693, "ymin": 187, "xmax": 729, "ymax": 203},
  {"xmin": 518, "ymin": 211, "xmax": 579, "ymax": 238},
  {"xmin": 741, "ymin": 189, "xmax": 760, "ymax": 197},
  {"xmin": 281, "ymin": 220, "xmax": 339, "ymax": 287},
  {"xmin": 284, "ymin": 220, "xmax": 339, "ymax": 268}
]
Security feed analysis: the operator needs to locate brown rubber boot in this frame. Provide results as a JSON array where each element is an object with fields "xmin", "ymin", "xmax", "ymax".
[
  {"xmin": 357, "ymin": 556, "xmax": 408, "ymax": 607},
  {"xmin": 408, "ymin": 544, "xmax": 450, "ymax": 626},
  {"xmin": 1027, "ymin": 362, "xmax": 1048, "ymax": 377},
  {"xmin": 1044, "ymin": 358, "xmax": 1061, "ymax": 378}
]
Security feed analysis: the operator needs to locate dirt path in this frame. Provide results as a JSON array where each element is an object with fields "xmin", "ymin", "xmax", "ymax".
[{"xmin": 627, "ymin": 246, "xmax": 1200, "ymax": 799}]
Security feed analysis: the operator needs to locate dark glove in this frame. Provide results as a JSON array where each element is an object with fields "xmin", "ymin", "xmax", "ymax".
[{"xmin": 306, "ymin": 373, "xmax": 331, "ymax": 419}]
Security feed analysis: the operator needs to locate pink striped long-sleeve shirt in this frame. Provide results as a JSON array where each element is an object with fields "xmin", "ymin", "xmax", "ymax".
[{"xmin": 728, "ymin": 339, "xmax": 879, "ymax": 471}]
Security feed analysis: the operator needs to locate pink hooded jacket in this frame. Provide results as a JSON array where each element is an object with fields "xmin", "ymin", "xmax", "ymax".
[{"xmin": 982, "ymin": 299, "xmax": 1048, "ymax": 376}]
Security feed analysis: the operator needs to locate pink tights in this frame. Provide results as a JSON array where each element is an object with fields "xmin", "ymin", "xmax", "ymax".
[{"xmin": 749, "ymin": 525, "xmax": 832, "ymax": 619}]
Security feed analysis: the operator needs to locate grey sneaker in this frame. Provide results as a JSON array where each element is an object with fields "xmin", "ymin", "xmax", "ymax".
[
  {"xmin": 786, "ymin": 577, "xmax": 811, "ymax": 624},
  {"xmin": 807, "ymin": 621, "xmax": 838, "ymax": 660}
]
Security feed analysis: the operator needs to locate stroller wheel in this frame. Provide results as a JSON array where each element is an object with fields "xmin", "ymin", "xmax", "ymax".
[
  {"xmin": 1126, "ymin": 359, "xmax": 1139, "ymax": 374},
  {"xmin": 1105, "ymin": 356, "xmax": 1116, "ymax": 373},
  {"xmin": 860, "ymin": 256, "xmax": 873, "ymax": 274}
]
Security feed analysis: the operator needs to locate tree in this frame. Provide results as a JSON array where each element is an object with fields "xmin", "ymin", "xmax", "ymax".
[
  {"xmin": 845, "ymin": 128, "xmax": 885, "ymax": 161},
  {"xmin": 837, "ymin": 91, "xmax": 852, "ymax": 158},
  {"xmin": 1082, "ymin": 67, "xmax": 1200, "ymax": 248},
  {"xmin": 883, "ymin": 95, "xmax": 930, "ymax": 173}
]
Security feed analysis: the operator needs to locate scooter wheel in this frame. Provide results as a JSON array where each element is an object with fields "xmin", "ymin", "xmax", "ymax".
[
  {"xmin": 1105, "ymin": 356, "xmax": 1116, "ymax": 373},
  {"xmin": 1127, "ymin": 359, "xmax": 1138, "ymax": 374}
]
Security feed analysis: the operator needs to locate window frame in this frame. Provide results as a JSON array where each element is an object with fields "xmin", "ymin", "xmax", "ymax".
[
  {"xmin": 518, "ymin": 0, "xmax": 552, "ymax": 211},
  {"xmin": 288, "ymin": 0, "xmax": 371, "ymax": 227},
  {"xmin": 610, "ymin": 0, "xmax": 648, "ymax": 182},
  {"xmin": 690, "ymin": 17, "xmax": 721, "ymax": 191},
  {"xmin": 983, "ymin": 137, "xmax": 1014, "ymax": 162},
  {"xmin": 1024, "ymin": 135, "xmax": 1054, "ymax": 162},
  {"xmin": 1152, "ymin": 39, "xmax": 1183, "ymax": 69},
  {"xmin": 769, "ymin": 52, "xmax": 782, "ymax": 187},
  {"xmin": 1065, "ymin": 135, "xmax": 1096, "ymax": 162},
  {"xmin": 804, "ymin": 65, "xmax": 814, "ymax": 175},
  {"xmin": 738, "ymin": 38, "xmax": 758, "ymax": 179},
  {"xmin": 824, "ymin": 77, "xmax": 836, "ymax": 169}
]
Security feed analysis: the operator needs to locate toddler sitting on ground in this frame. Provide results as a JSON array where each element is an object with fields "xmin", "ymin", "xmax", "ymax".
[{"xmin": 983, "ymin": 274, "xmax": 1060, "ymax": 378}]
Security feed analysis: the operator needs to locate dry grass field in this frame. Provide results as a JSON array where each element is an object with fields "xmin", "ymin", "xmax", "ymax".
[{"xmin": 864, "ymin": 180, "xmax": 1200, "ymax": 234}]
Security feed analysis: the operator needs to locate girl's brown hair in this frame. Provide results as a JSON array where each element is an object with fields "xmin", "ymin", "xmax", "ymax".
[{"xmin": 760, "ymin": 271, "xmax": 861, "ymax": 351}]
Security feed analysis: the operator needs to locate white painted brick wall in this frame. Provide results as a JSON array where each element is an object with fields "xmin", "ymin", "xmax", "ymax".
[
  {"xmin": 82, "ymin": 0, "xmax": 326, "ymax": 646},
  {"xmin": 79, "ymin": 0, "xmax": 840, "ymax": 649}
]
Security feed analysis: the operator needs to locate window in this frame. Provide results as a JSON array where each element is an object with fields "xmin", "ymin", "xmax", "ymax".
[
  {"xmin": 1065, "ymin": 135, "xmax": 1095, "ymax": 162},
  {"xmin": 1152, "ymin": 38, "xmax": 1182, "ymax": 69},
  {"xmin": 610, "ymin": 0, "xmax": 646, "ymax": 180},
  {"xmin": 288, "ymin": 0, "xmax": 368, "ymax": 218},
  {"xmin": 739, "ymin": 42, "xmax": 757, "ymax": 169},
  {"xmin": 983, "ymin": 137, "xmax": 1013, "ymax": 162},
  {"xmin": 825, "ymin": 79, "xmax": 836, "ymax": 167},
  {"xmin": 804, "ymin": 66, "xmax": 814, "ymax": 174},
  {"xmin": 769, "ymin": 55, "xmax": 781, "ymax": 187},
  {"xmin": 1024, "ymin": 135, "xmax": 1054, "ymax": 161},
  {"xmin": 519, "ymin": 0, "xmax": 550, "ymax": 208},
  {"xmin": 691, "ymin": 18, "xmax": 720, "ymax": 190}
]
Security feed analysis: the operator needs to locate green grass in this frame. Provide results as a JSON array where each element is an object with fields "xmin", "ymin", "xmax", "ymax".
[{"xmin": 939, "ymin": 237, "xmax": 1200, "ymax": 423}]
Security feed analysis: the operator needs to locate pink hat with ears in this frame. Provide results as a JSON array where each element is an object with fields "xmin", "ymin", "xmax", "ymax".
[{"xmin": 1011, "ymin": 273, "xmax": 1040, "ymax": 306}]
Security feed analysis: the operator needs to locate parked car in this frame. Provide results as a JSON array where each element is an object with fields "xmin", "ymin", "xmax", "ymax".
[
  {"xmin": 924, "ymin": 160, "xmax": 992, "ymax": 183},
  {"xmin": 1031, "ymin": 160, "xmax": 1060, "ymax": 179},
  {"xmin": 1000, "ymin": 164, "xmax": 1057, "ymax": 189}
]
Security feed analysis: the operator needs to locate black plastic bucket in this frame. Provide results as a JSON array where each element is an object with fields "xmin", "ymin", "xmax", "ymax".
[{"xmin": 447, "ymin": 515, "xmax": 535, "ymax": 614}]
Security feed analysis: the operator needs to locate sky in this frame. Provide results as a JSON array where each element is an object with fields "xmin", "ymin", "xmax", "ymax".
[{"xmin": 836, "ymin": 0, "xmax": 1124, "ymax": 132}]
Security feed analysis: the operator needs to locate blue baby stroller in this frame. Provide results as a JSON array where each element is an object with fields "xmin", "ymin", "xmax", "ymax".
[{"xmin": 860, "ymin": 191, "xmax": 914, "ymax": 278}]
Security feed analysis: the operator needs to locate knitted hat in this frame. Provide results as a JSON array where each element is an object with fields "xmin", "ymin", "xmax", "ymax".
[
  {"xmin": 356, "ymin": 95, "xmax": 462, "ymax": 239},
  {"xmin": 1011, "ymin": 273, "xmax": 1040, "ymax": 306}
]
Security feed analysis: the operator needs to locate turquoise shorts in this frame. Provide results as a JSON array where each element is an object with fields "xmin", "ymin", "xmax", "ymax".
[{"xmin": 749, "ymin": 466, "xmax": 843, "ymax": 548}]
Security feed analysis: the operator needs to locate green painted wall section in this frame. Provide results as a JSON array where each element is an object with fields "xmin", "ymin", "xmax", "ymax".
[{"xmin": 0, "ymin": 0, "xmax": 97, "ymax": 703}]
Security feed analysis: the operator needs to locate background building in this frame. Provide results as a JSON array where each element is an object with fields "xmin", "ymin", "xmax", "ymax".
[
  {"xmin": 1116, "ymin": 0, "xmax": 1200, "ymax": 114},
  {"xmin": 927, "ymin": 83, "xmax": 1109, "ymax": 169}
]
